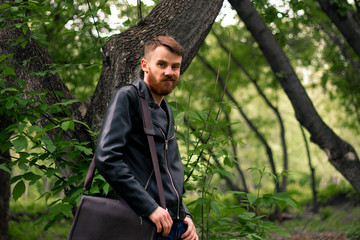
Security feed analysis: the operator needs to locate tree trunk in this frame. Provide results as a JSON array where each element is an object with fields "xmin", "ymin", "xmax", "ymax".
[
  {"xmin": 85, "ymin": 0, "xmax": 224, "ymax": 132},
  {"xmin": 317, "ymin": 0, "xmax": 360, "ymax": 58},
  {"xmin": 0, "ymin": 115, "xmax": 11, "ymax": 240},
  {"xmin": 229, "ymin": 0, "xmax": 360, "ymax": 195}
]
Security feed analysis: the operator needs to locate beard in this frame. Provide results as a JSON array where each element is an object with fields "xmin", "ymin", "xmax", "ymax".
[{"xmin": 147, "ymin": 71, "xmax": 179, "ymax": 96}]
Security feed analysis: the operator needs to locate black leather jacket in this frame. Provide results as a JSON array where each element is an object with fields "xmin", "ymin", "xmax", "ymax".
[{"xmin": 95, "ymin": 78, "xmax": 190, "ymax": 220}]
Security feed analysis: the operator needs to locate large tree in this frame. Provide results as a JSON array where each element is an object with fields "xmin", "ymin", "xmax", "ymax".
[{"xmin": 0, "ymin": 0, "xmax": 223, "ymax": 238}]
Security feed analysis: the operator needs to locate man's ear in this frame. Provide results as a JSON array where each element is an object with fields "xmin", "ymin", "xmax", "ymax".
[{"xmin": 141, "ymin": 59, "xmax": 148, "ymax": 73}]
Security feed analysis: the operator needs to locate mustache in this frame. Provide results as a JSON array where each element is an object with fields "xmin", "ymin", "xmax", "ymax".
[{"xmin": 162, "ymin": 76, "xmax": 177, "ymax": 81}]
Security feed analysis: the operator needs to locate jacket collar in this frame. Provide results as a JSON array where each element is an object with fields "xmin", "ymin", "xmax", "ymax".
[
  {"xmin": 132, "ymin": 78, "xmax": 156, "ymax": 108},
  {"xmin": 132, "ymin": 78, "xmax": 174, "ymax": 137}
]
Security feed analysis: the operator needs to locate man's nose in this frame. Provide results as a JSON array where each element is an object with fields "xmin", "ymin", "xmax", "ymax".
[{"xmin": 164, "ymin": 67, "xmax": 175, "ymax": 76}]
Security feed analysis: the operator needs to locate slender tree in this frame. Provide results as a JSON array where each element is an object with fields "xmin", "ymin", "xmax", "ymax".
[{"xmin": 229, "ymin": 0, "xmax": 360, "ymax": 194}]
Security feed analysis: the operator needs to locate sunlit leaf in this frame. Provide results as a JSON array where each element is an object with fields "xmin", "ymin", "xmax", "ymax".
[{"xmin": 12, "ymin": 135, "xmax": 28, "ymax": 152}]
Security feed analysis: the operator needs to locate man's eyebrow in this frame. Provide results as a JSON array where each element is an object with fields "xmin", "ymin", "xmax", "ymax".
[{"xmin": 156, "ymin": 59, "xmax": 181, "ymax": 65}]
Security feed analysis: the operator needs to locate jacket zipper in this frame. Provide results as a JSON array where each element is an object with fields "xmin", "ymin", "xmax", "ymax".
[
  {"xmin": 144, "ymin": 170, "xmax": 154, "ymax": 190},
  {"xmin": 158, "ymin": 127, "xmax": 180, "ymax": 219}
]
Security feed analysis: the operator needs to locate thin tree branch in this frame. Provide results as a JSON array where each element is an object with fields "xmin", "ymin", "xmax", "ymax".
[
  {"xmin": 300, "ymin": 125, "xmax": 318, "ymax": 213},
  {"xmin": 224, "ymin": 110, "xmax": 249, "ymax": 193},
  {"xmin": 185, "ymin": 37, "xmax": 230, "ymax": 182},
  {"xmin": 213, "ymin": 31, "xmax": 288, "ymax": 192},
  {"xmin": 137, "ymin": 0, "xmax": 143, "ymax": 21},
  {"xmin": 197, "ymin": 53, "xmax": 280, "ymax": 192}
]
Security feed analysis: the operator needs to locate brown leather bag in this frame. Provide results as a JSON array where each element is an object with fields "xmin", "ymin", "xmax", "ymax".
[{"xmin": 67, "ymin": 87, "xmax": 165, "ymax": 240}]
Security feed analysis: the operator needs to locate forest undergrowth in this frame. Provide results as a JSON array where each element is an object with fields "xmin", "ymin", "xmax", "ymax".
[
  {"xmin": 271, "ymin": 192, "xmax": 360, "ymax": 240},
  {"xmin": 9, "ymin": 191, "xmax": 360, "ymax": 240}
]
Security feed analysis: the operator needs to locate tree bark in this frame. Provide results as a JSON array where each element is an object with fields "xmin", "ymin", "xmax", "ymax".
[
  {"xmin": 317, "ymin": 0, "xmax": 360, "ymax": 58},
  {"xmin": 85, "ymin": 0, "xmax": 224, "ymax": 132},
  {"xmin": 229, "ymin": 0, "xmax": 360, "ymax": 195},
  {"xmin": 0, "ymin": 115, "xmax": 11, "ymax": 240}
]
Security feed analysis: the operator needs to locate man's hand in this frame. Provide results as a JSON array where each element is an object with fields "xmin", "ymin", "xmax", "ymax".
[
  {"xmin": 149, "ymin": 207, "xmax": 173, "ymax": 236},
  {"xmin": 181, "ymin": 216, "xmax": 198, "ymax": 240}
]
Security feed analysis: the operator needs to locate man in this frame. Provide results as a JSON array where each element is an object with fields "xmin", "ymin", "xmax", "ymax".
[{"xmin": 95, "ymin": 36, "xmax": 198, "ymax": 240}]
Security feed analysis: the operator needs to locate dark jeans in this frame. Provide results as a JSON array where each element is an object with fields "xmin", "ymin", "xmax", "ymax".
[{"xmin": 164, "ymin": 220, "xmax": 187, "ymax": 240}]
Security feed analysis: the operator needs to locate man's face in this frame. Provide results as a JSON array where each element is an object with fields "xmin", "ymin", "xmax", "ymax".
[{"xmin": 142, "ymin": 46, "xmax": 182, "ymax": 99}]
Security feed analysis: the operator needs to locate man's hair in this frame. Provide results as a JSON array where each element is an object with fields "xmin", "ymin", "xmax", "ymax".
[{"xmin": 144, "ymin": 36, "xmax": 184, "ymax": 59}]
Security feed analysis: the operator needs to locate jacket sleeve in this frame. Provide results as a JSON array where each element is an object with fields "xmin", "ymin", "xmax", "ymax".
[
  {"xmin": 94, "ymin": 88, "xmax": 158, "ymax": 217},
  {"xmin": 182, "ymin": 201, "xmax": 193, "ymax": 220}
]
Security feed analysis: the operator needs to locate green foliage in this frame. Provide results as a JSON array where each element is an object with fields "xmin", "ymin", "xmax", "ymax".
[
  {"xmin": 170, "ymin": 81, "xmax": 301, "ymax": 238},
  {"xmin": 0, "ymin": 52, "xmax": 101, "ymax": 230},
  {"xmin": 9, "ymin": 199, "xmax": 70, "ymax": 240},
  {"xmin": 280, "ymin": 205, "xmax": 360, "ymax": 236},
  {"xmin": 317, "ymin": 183, "xmax": 358, "ymax": 204},
  {"xmin": 348, "ymin": 226, "xmax": 360, "ymax": 240}
]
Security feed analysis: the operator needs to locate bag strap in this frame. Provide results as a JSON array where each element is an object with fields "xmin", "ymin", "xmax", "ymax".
[
  {"xmin": 83, "ymin": 85, "xmax": 166, "ymax": 209},
  {"xmin": 137, "ymin": 89, "xmax": 166, "ymax": 209}
]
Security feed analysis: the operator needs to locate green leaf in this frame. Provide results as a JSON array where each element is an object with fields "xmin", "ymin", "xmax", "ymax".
[
  {"xmin": 0, "ymin": 3, "xmax": 10, "ymax": 10},
  {"xmin": 123, "ymin": 19, "xmax": 130, "ymax": 27},
  {"xmin": 223, "ymin": 156, "xmax": 234, "ymax": 167},
  {"xmin": 214, "ymin": 168, "xmax": 232, "ymax": 178},
  {"xmin": 47, "ymin": 144, "xmax": 56, "ymax": 153},
  {"xmin": 44, "ymin": 168, "xmax": 59, "ymax": 178},
  {"xmin": 40, "ymin": 136, "xmax": 56, "ymax": 153},
  {"xmin": 272, "ymin": 193, "xmax": 301, "ymax": 210},
  {"xmin": 2, "ymin": 65, "xmax": 15, "ymax": 76},
  {"xmin": 16, "ymin": 97, "xmax": 27, "ymax": 108},
  {"xmin": 5, "ymin": 97, "xmax": 14, "ymax": 109},
  {"xmin": 103, "ymin": 182, "xmax": 111, "ymax": 195},
  {"xmin": 10, "ymin": 175, "xmax": 23, "ymax": 184},
  {"xmin": 59, "ymin": 203, "xmax": 73, "ymax": 217},
  {"xmin": 21, "ymin": 40, "xmax": 28, "ymax": 48},
  {"xmin": 238, "ymin": 211, "xmax": 256, "ymax": 221},
  {"xmin": 0, "ymin": 79, "xmax": 5, "ymax": 89},
  {"xmin": 22, "ymin": 56, "xmax": 36, "ymax": 67},
  {"xmin": 18, "ymin": 159, "xmax": 28, "ymax": 171},
  {"xmin": 246, "ymin": 193, "xmax": 257, "ymax": 205},
  {"xmin": 211, "ymin": 201, "xmax": 221, "ymax": 216},
  {"xmin": 75, "ymin": 145, "xmax": 92, "ymax": 156},
  {"xmin": 175, "ymin": 111, "xmax": 185, "ymax": 126},
  {"xmin": 61, "ymin": 121, "xmax": 70, "ymax": 131},
  {"xmin": 22, "ymin": 25, "xmax": 28, "ymax": 35},
  {"xmin": 0, "ymin": 163, "xmax": 11, "ymax": 174},
  {"xmin": 23, "ymin": 172, "xmax": 41, "ymax": 181},
  {"xmin": 13, "ymin": 180, "xmax": 26, "ymax": 201},
  {"xmin": 0, "ymin": 54, "xmax": 13, "ymax": 62},
  {"xmin": 12, "ymin": 135, "xmax": 28, "ymax": 152}
]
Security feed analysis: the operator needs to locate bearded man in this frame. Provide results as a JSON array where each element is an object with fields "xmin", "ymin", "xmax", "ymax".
[{"xmin": 95, "ymin": 36, "xmax": 198, "ymax": 240}]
